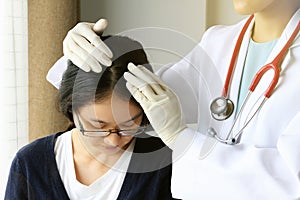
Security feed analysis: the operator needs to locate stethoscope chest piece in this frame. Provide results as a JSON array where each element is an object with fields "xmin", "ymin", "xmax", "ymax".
[
  {"xmin": 210, "ymin": 97, "xmax": 234, "ymax": 121},
  {"xmin": 206, "ymin": 15, "xmax": 300, "ymax": 145}
]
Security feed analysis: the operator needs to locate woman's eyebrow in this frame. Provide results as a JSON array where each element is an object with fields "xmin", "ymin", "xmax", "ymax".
[
  {"xmin": 89, "ymin": 112, "xmax": 143, "ymax": 124},
  {"xmin": 122, "ymin": 112, "xmax": 143, "ymax": 123}
]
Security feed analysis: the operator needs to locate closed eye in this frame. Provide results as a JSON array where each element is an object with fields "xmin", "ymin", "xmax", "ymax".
[
  {"xmin": 120, "ymin": 113, "xmax": 143, "ymax": 127},
  {"xmin": 82, "ymin": 119, "xmax": 107, "ymax": 129},
  {"xmin": 120, "ymin": 121, "xmax": 136, "ymax": 128}
]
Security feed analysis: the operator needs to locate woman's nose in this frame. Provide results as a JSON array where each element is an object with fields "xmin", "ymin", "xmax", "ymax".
[{"xmin": 103, "ymin": 131, "xmax": 121, "ymax": 147}]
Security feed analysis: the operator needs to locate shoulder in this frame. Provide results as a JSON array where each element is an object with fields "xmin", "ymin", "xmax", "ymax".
[
  {"xmin": 200, "ymin": 18, "xmax": 247, "ymax": 49},
  {"xmin": 14, "ymin": 132, "xmax": 63, "ymax": 164},
  {"xmin": 7, "ymin": 133, "xmax": 62, "ymax": 180},
  {"xmin": 17, "ymin": 133, "xmax": 61, "ymax": 155},
  {"xmin": 6, "ymin": 132, "xmax": 69, "ymax": 199}
]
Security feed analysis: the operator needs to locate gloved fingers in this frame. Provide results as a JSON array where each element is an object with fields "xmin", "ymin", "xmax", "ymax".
[
  {"xmin": 127, "ymin": 63, "xmax": 166, "ymax": 95},
  {"xmin": 125, "ymin": 72, "xmax": 167, "ymax": 102},
  {"xmin": 93, "ymin": 40, "xmax": 113, "ymax": 62},
  {"xmin": 65, "ymin": 51, "xmax": 89, "ymax": 72},
  {"xmin": 72, "ymin": 22, "xmax": 112, "ymax": 58},
  {"xmin": 136, "ymin": 65, "xmax": 178, "ymax": 98},
  {"xmin": 63, "ymin": 39, "xmax": 89, "ymax": 72},
  {"xmin": 64, "ymin": 38, "xmax": 102, "ymax": 72},
  {"xmin": 83, "ymin": 22, "xmax": 113, "ymax": 60},
  {"xmin": 71, "ymin": 33, "xmax": 112, "ymax": 68},
  {"xmin": 92, "ymin": 19, "xmax": 113, "ymax": 59},
  {"xmin": 126, "ymin": 82, "xmax": 147, "ymax": 103},
  {"xmin": 93, "ymin": 19, "xmax": 109, "ymax": 35},
  {"xmin": 66, "ymin": 22, "xmax": 113, "ymax": 69},
  {"xmin": 124, "ymin": 71, "xmax": 148, "ymax": 91},
  {"xmin": 136, "ymin": 64, "xmax": 168, "ymax": 88}
]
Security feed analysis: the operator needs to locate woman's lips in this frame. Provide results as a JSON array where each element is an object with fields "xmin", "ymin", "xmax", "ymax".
[{"xmin": 104, "ymin": 145, "xmax": 119, "ymax": 151}]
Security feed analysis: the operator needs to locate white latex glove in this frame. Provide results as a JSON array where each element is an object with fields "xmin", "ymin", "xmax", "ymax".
[
  {"xmin": 63, "ymin": 19, "xmax": 113, "ymax": 72},
  {"xmin": 124, "ymin": 63, "xmax": 187, "ymax": 146}
]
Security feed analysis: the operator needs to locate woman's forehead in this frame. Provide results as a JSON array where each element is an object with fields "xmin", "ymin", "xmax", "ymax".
[{"xmin": 78, "ymin": 98, "xmax": 142, "ymax": 122}]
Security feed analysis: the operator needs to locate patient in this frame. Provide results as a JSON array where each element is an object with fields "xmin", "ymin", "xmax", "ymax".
[{"xmin": 5, "ymin": 35, "xmax": 173, "ymax": 199}]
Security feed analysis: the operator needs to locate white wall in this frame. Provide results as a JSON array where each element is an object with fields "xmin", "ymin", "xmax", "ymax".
[
  {"xmin": 81, "ymin": 0, "xmax": 206, "ymax": 40},
  {"xmin": 80, "ymin": 0, "xmax": 206, "ymax": 69},
  {"xmin": 80, "ymin": 0, "xmax": 245, "ymax": 70}
]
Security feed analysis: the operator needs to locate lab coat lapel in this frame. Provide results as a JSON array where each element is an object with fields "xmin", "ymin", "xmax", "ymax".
[
  {"xmin": 229, "ymin": 19, "xmax": 253, "ymax": 105},
  {"xmin": 224, "ymin": 18, "xmax": 254, "ymax": 135},
  {"xmin": 266, "ymin": 8, "xmax": 300, "ymax": 72}
]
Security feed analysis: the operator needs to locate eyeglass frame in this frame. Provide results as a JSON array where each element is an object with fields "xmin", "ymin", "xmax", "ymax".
[{"xmin": 75, "ymin": 112, "xmax": 149, "ymax": 137}]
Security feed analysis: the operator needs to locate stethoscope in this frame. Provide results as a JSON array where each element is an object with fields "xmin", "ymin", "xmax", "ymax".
[{"xmin": 208, "ymin": 14, "xmax": 300, "ymax": 145}]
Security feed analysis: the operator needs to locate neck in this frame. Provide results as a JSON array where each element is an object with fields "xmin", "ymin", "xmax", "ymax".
[
  {"xmin": 72, "ymin": 129, "xmax": 125, "ymax": 185},
  {"xmin": 252, "ymin": 4, "xmax": 299, "ymax": 42},
  {"xmin": 72, "ymin": 129, "xmax": 122, "ymax": 166}
]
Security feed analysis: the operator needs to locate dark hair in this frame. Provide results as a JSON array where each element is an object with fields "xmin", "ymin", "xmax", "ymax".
[{"xmin": 57, "ymin": 35, "xmax": 152, "ymax": 130}]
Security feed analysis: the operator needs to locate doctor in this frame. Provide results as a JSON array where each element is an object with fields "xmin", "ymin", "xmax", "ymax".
[{"xmin": 49, "ymin": 0, "xmax": 300, "ymax": 199}]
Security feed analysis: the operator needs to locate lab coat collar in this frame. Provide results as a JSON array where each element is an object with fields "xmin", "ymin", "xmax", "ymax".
[
  {"xmin": 266, "ymin": 8, "xmax": 300, "ymax": 65},
  {"xmin": 219, "ymin": 17, "xmax": 254, "ymax": 138},
  {"xmin": 282, "ymin": 8, "xmax": 300, "ymax": 48},
  {"xmin": 228, "ymin": 16, "xmax": 253, "ymax": 117}
]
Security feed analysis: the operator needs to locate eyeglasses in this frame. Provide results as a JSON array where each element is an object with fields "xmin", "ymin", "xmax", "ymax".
[{"xmin": 75, "ymin": 113, "xmax": 149, "ymax": 137}]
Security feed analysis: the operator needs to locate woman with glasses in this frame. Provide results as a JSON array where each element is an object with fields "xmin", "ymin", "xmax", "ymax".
[
  {"xmin": 47, "ymin": 1, "xmax": 300, "ymax": 199},
  {"xmin": 5, "ymin": 36, "xmax": 174, "ymax": 200}
]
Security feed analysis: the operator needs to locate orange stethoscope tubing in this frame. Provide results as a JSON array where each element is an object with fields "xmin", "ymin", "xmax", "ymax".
[
  {"xmin": 208, "ymin": 14, "xmax": 300, "ymax": 144},
  {"xmin": 223, "ymin": 14, "xmax": 300, "ymax": 99}
]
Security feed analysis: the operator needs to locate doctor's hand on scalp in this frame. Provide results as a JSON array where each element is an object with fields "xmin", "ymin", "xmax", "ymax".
[
  {"xmin": 124, "ymin": 63, "xmax": 187, "ymax": 146},
  {"xmin": 63, "ymin": 19, "xmax": 113, "ymax": 72}
]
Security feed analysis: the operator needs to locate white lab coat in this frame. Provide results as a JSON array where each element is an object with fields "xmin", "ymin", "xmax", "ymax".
[
  {"xmin": 47, "ymin": 10, "xmax": 300, "ymax": 200},
  {"xmin": 157, "ymin": 10, "xmax": 300, "ymax": 200}
]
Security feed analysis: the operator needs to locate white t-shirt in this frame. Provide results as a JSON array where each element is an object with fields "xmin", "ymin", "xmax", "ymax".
[{"xmin": 54, "ymin": 130, "xmax": 135, "ymax": 200}]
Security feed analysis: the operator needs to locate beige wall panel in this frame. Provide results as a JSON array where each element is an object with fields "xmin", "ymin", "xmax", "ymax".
[{"xmin": 28, "ymin": 0, "xmax": 79, "ymax": 141}]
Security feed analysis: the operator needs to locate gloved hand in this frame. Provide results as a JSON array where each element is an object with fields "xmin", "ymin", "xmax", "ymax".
[
  {"xmin": 63, "ymin": 19, "xmax": 113, "ymax": 72},
  {"xmin": 124, "ymin": 63, "xmax": 187, "ymax": 146}
]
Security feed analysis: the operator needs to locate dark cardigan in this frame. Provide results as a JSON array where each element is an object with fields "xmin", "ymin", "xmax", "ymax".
[{"xmin": 5, "ymin": 132, "xmax": 175, "ymax": 200}]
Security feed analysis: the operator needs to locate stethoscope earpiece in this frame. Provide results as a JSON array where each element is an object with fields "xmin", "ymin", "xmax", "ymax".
[{"xmin": 210, "ymin": 97, "xmax": 234, "ymax": 121}]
